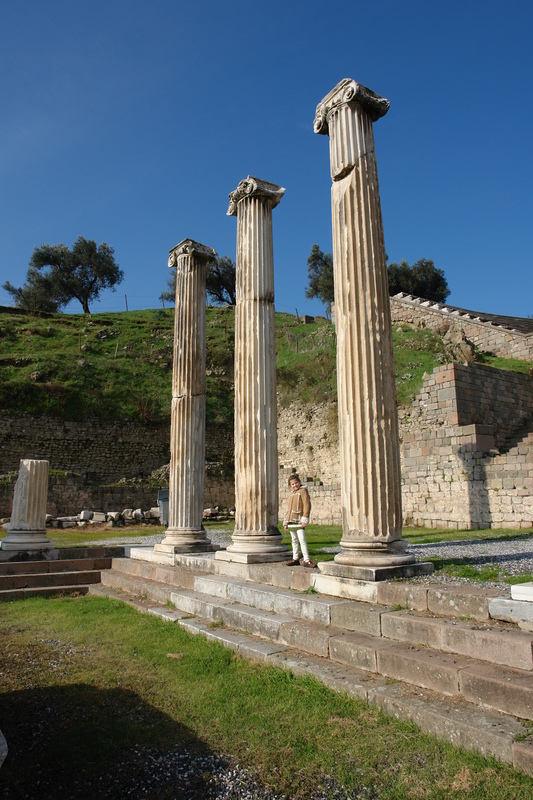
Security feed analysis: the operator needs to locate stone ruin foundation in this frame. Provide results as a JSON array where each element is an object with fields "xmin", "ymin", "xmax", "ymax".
[{"xmin": 1, "ymin": 459, "xmax": 55, "ymax": 557}]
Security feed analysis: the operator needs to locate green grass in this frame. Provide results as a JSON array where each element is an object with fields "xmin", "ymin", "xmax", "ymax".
[
  {"xmin": 1, "ymin": 308, "xmax": 530, "ymax": 434},
  {"xmin": 1, "ymin": 595, "xmax": 531, "ymax": 799}
]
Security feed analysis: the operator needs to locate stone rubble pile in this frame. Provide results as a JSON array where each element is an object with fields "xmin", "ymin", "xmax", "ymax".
[{"xmin": 2, "ymin": 505, "xmax": 235, "ymax": 531}]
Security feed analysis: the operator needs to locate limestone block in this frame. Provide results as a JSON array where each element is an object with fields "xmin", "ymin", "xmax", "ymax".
[
  {"xmin": 440, "ymin": 621, "xmax": 533, "ymax": 671},
  {"xmin": 512, "ymin": 582, "xmax": 533, "ymax": 602},
  {"xmin": 329, "ymin": 601, "xmax": 386, "ymax": 636},
  {"xmin": 380, "ymin": 611, "xmax": 443, "ymax": 649},
  {"xmin": 459, "ymin": 662, "xmax": 533, "ymax": 719}
]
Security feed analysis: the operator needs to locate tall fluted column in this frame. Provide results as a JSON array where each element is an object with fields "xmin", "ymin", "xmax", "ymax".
[
  {"xmin": 1, "ymin": 459, "xmax": 53, "ymax": 552},
  {"xmin": 314, "ymin": 79, "xmax": 422, "ymax": 576},
  {"xmin": 155, "ymin": 239, "xmax": 215, "ymax": 555},
  {"xmin": 216, "ymin": 176, "xmax": 289, "ymax": 563}
]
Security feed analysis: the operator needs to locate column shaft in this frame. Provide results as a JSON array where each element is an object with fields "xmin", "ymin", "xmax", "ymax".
[
  {"xmin": 315, "ymin": 80, "xmax": 414, "ymax": 568},
  {"xmin": 217, "ymin": 176, "xmax": 289, "ymax": 563},
  {"xmin": 1, "ymin": 459, "xmax": 53, "ymax": 552},
  {"xmin": 156, "ymin": 239, "xmax": 215, "ymax": 554}
]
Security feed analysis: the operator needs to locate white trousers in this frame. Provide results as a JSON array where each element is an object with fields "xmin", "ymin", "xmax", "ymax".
[{"xmin": 289, "ymin": 527, "xmax": 310, "ymax": 562}]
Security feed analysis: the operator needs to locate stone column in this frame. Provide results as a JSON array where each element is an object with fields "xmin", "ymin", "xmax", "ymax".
[
  {"xmin": 216, "ymin": 176, "xmax": 289, "ymax": 563},
  {"xmin": 1, "ymin": 459, "xmax": 53, "ymax": 552},
  {"xmin": 314, "ymin": 79, "xmax": 430, "ymax": 580},
  {"xmin": 155, "ymin": 239, "xmax": 215, "ymax": 555}
]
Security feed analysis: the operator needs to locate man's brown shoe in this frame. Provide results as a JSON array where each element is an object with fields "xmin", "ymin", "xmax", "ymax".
[
  {"xmin": 286, "ymin": 559, "xmax": 300, "ymax": 566},
  {"xmin": 303, "ymin": 561, "xmax": 317, "ymax": 568}
]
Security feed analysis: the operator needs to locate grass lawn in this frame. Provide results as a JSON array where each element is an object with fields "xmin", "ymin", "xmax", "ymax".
[{"xmin": 1, "ymin": 595, "xmax": 532, "ymax": 799}]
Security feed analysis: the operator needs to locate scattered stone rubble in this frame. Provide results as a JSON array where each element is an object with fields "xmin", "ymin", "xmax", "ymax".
[{"xmin": 2, "ymin": 505, "xmax": 235, "ymax": 531}]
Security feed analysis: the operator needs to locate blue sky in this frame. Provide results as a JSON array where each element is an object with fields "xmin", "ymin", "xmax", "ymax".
[{"xmin": 1, "ymin": 0, "xmax": 532, "ymax": 318}]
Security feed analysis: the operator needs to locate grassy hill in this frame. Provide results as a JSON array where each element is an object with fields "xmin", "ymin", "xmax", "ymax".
[{"xmin": 0, "ymin": 306, "xmax": 529, "ymax": 431}]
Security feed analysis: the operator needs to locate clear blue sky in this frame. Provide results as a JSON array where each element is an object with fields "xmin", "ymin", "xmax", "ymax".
[{"xmin": 1, "ymin": 1, "xmax": 532, "ymax": 318}]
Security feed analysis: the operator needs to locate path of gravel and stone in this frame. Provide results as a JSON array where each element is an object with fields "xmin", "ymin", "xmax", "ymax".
[{"xmin": 74, "ymin": 529, "xmax": 532, "ymax": 799}]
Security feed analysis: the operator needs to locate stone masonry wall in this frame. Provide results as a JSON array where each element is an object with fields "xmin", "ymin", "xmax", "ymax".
[
  {"xmin": 1, "ymin": 364, "xmax": 531, "ymax": 529},
  {"xmin": 0, "ymin": 474, "xmax": 235, "ymax": 520},
  {"xmin": 277, "ymin": 363, "xmax": 533, "ymax": 530},
  {"xmin": 390, "ymin": 295, "xmax": 533, "ymax": 362}
]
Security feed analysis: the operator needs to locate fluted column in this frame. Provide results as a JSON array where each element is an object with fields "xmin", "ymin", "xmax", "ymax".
[
  {"xmin": 216, "ymin": 176, "xmax": 289, "ymax": 563},
  {"xmin": 1, "ymin": 459, "xmax": 53, "ymax": 552},
  {"xmin": 315, "ymin": 80, "xmax": 415, "ymax": 571},
  {"xmin": 155, "ymin": 239, "xmax": 215, "ymax": 554}
]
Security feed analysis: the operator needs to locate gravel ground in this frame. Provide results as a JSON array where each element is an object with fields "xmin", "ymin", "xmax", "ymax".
[{"xmin": 85, "ymin": 748, "xmax": 370, "ymax": 800}]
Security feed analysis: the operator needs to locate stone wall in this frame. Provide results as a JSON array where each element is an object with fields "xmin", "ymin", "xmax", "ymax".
[
  {"xmin": 0, "ymin": 472, "xmax": 235, "ymax": 519},
  {"xmin": 1, "ymin": 364, "xmax": 531, "ymax": 530},
  {"xmin": 0, "ymin": 414, "xmax": 233, "ymax": 483},
  {"xmin": 0, "ymin": 414, "xmax": 235, "ymax": 517},
  {"xmin": 400, "ymin": 363, "xmax": 533, "ymax": 529},
  {"xmin": 390, "ymin": 295, "xmax": 533, "ymax": 362},
  {"xmin": 277, "ymin": 362, "xmax": 533, "ymax": 530}
]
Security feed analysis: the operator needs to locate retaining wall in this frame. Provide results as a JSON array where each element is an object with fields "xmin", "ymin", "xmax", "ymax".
[{"xmin": 390, "ymin": 295, "xmax": 533, "ymax": 361}]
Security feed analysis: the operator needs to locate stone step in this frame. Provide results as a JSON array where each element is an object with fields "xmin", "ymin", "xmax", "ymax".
[
  {"xmin": 0, "ymin": 585, "xmax": 89, "ymax": 601},
  {"xmin": 108, "ymin": 556, "xmax": 196, "ymax": 590},
  {"xmin": 0, "ymin": 569, "xmax": 102, "ymax": 592},
  {"xmin": 329, "ymin": 630, "xmax": 533, "ymax": 720},
  {"xmin": 108, "ymin": 559, "xmax": 533, "ymax": 671},
  {"xmin": 100, "ymin": 569, "xmax": 179, "ymax": 606},
  {"xmin": 87, "ymin": 582, "xmax": 533, "ymax": 777},
  {"xmin": 100, "ymin": 565, "xmax": 533, "ymax": 721},
  {"xmin": 0, "ymin": 557, "xmax": 112, "ymax": 576}
]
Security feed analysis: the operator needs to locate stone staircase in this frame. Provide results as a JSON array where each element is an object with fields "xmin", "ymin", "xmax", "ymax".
[
  {"xmin": 0, "ymin": 547, "xmax": 123, "ymax": 601},
  {"xmin": 90, "ymin": 549, "xmax": 533, "ymax": 776}
]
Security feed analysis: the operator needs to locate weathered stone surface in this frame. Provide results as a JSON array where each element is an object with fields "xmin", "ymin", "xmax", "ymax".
[
  {"xmin": 330, "ymin": 601, "xmax": 386, "ymax": 636},
  {"xmin": 440, "ymin": 620, "xmax": 533, "ymax": 670},
  {"xmin": 380, "ymin": 611, "xmax": 443, "ymax": 648},
  {"xmin": 489, "ymin": 597, "xmax": 533, "ymax": 631},
  {"xmin": 460, "ymin": 662, "xmax": 533, "ymax": 719},
  {"xmin": 375, "ymin": 581, "xmax": 428, "ymax": 611},
  {"xmin": 220, "ymin": 177, "xmax": 289, "ymax": 563},
  {"xmin": 1, "ymin": 459, "xmax": 53, "ymax": 553},
  {"xmin": 279, "ymin": 621, "xmax": 331, "ymax": 657},
  {"xmin": 314, "ymin": 79, "xmax": 424, "ymax": 573},
  {"xmin": 329, "ymin": 631, "xmax": 385, "ymax": 673},
  {"xmin": 157, "ymin": 239, "xmax": 216, "ymax": 555},
  {"xmin": 377, "ymin": 644, "xmax": 468, "ymax": 696},
  {"xmin": 513, "ymin": 739, "xmax": 533, "ymax": 777},
  {"xmin": 427, "ymin": 585, "xmax": 501, "ymax": 621}
]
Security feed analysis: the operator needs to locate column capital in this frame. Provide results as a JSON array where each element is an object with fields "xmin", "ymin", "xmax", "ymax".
[
  {"xmin": 168, "ymin": 239, "xmax": 216, "ymax": 268},
  {"xmin": 314, "ymin": 79, "xmax": 389, "ymax": 136},
  {"xmin": 227, "ymin": 176, "xmax": 285, "ymax": 217}
]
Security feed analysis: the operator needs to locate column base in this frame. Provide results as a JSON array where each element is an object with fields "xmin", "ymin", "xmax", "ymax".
[
  {"xmin": 1, "ymin": 530, "xmax": 54, "ymax": 553},
  {"xmin": 318, "ymin": 560, "xmax": 434, "ymax": 582},
  {"xmin": 216, "ymin": 530, "xmax": 290, "ymax": 564},
  {"xmin": 154, "ymin": 528, "xmax": 214, "ymax": 555}
]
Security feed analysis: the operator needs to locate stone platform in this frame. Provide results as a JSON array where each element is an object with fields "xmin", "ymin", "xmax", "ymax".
[{"xmin": 89, "ymin": 546, "xmax": 533, "ymax": 777}]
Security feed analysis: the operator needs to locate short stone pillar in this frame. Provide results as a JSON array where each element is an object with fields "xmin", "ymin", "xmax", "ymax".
[
  {"xmin": 1, "ymin": 459, "xmax": 53, "ymax": 552},
  {"xmin": 216, "ymin": 176, "xmax": 289, "ymax": 563},
  {"xmin": 314, "ymin": 79, "xmax": 431, "ymax": 580},
  {"xmin": 155, "ymin": 239, "xmax": 215, "ymax": 555}
]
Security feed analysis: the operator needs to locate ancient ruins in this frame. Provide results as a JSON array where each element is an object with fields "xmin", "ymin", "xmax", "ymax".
[
  {"xmin": 155, "ymin": 239, "xmax": 216, "ymax": 555},
  {"xmin": 313, "ymin": 79, "xmax": 430, "ymax": 579},
  {"xmin": 1, "ymin": 459, "xmax": 54, "ymax": 554},
  {"xmin": 216, "ymin": 176, "xmax": 290, "ymax": 563}
]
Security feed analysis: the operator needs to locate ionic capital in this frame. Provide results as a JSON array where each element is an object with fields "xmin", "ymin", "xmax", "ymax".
[
  {"xmin": 168, "ymin": 239, "xmax": 217, "ymax": 268},
  {"xmin": 314, "ymin": 79, "xmax": 389, "ymax": 136},
  {"xmin": 227, "ymin": 176, "xmax": 285, "ymax": 217}
]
